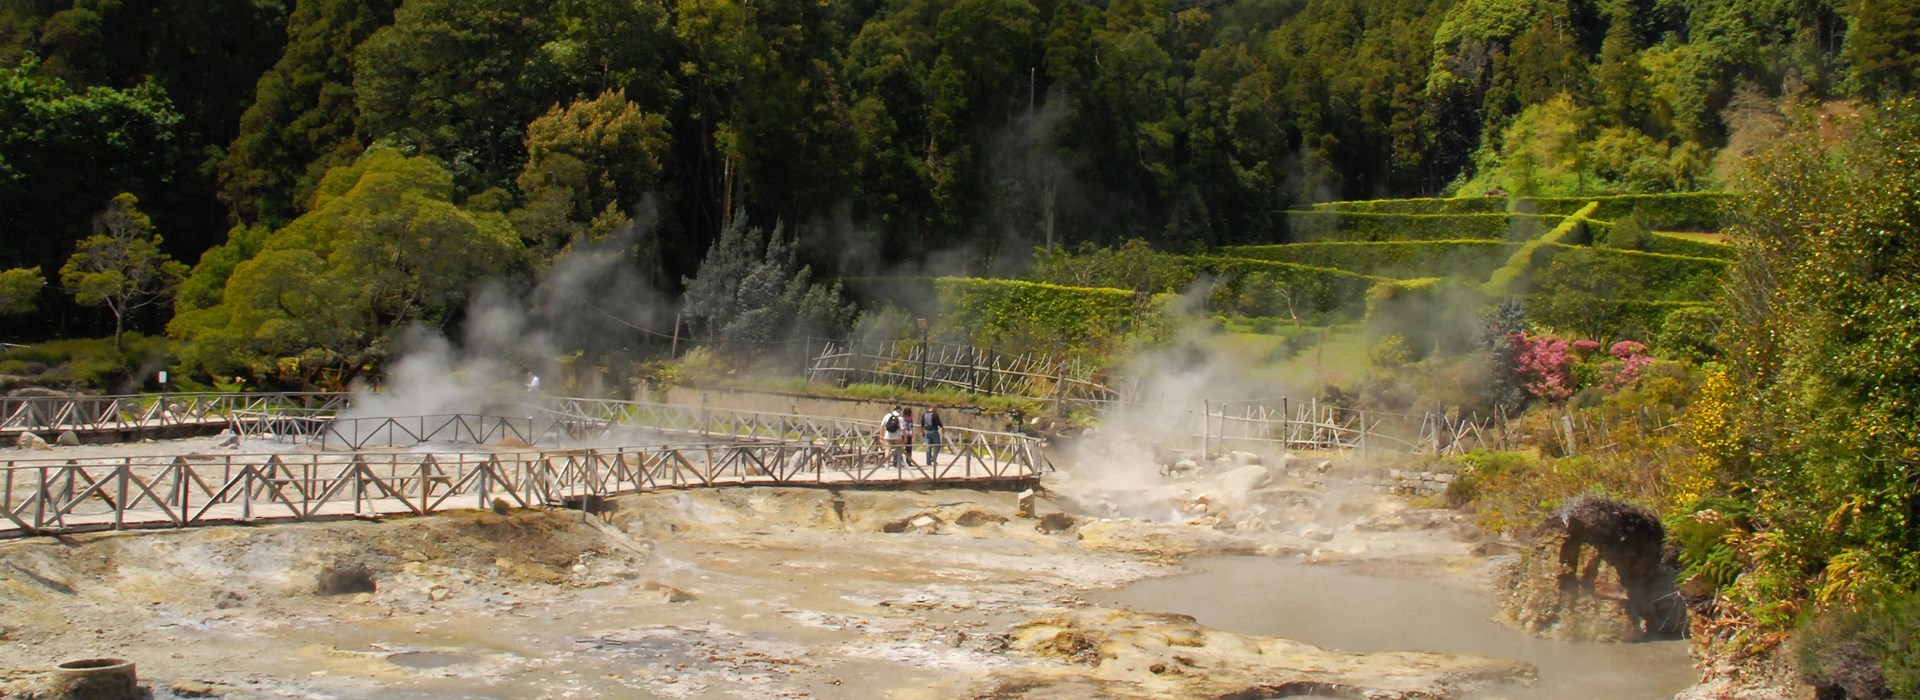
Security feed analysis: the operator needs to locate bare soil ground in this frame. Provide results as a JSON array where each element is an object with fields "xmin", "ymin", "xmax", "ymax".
[{"xmin": 0, "ymin": 438, "xmax": 1540, "ymax": 699}]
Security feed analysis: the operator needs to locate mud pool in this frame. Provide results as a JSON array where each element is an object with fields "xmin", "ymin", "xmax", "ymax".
[{"xmin": 1095, "ymin": 555, "xmax": 1697, "ymax": 699}]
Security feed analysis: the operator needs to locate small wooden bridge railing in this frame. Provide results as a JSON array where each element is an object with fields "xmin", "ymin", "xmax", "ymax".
[
  {"xmin": 227, "ymin": 399, "xmax": 900, "ymax": 450},
  {"xmin": 2, "ymin": 392, "xmax": 348, "ymax": 435},
  {"xmin": 0, "ymin": 430, "xmax": 1043, "ymax": 538}
]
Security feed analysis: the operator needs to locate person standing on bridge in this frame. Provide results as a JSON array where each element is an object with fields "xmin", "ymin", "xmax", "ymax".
[
  {"xmin": 922, "ymin": 405, "xmax": 944, "ymax": 466},
  {"xmin": 881, "ymin": 405, "xmax": 905, "ymax": 468},
  {"xmin": 901, "ymin": 407, "xmax": 917, "ymax": 466}
]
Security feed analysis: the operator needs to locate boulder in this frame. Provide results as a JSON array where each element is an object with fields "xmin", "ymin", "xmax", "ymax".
[
  {"xmin": 1498, "ymin": 496, "xmax": 1686, "ymax": 641},
  {"xmin": 1217, "ymin": 464, "xmax": 1271, "ymax": 494},
  {"xmin": 16, "ymin": 432, "xmax": 51, "ymax": 451},
  {"xmin": 55, "ymin": 430, "xmax": 80, "ymax": 446}
]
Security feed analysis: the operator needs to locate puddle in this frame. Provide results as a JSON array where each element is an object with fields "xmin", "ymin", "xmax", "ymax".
[
  {"xmin": 1093, "ymin": 556, "xmax": 1697, "ymax": 700},
  {"xmin": 387, "ymin": 651, "xmax": 479, "ymax": 669}
]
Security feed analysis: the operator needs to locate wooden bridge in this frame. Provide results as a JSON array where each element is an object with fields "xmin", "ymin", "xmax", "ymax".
[
  {"xmin": 2, "ymin": 392, "xmax": 347, "ymax": 443},
  {"xmin": 0, "ymin": 393, "xmax": 1045, "ymax": 539}
]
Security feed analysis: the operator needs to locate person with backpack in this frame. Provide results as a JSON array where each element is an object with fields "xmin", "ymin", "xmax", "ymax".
[
  {"xmin": 881, "ymin": 406, "xmax": 905, "ymax": 467},
  {"xmin": 922, "ymin": 405, "xmax": 944, "ymax": 465}
]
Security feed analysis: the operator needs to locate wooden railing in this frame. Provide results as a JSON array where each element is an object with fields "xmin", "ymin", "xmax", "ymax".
[
  {"xmin": 2, "ymin": 392, "xmax": 1047, "ymax": 538},
  {"xmin": 1, "ymin": 392, "xmax": 347, "ymax": 436}
]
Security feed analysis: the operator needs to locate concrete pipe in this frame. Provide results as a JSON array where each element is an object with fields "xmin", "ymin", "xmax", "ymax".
[{"xmin": 48, "ymin": 658, "xmax": 138, "ymax": 700}]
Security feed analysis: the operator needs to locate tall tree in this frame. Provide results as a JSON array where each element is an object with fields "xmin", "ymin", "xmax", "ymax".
[
  {"xmin": 1845, "ymin": 0, "xmax": 1920, "ymax": 96},
  {"xmin": 511, "ymin": 89, "xmax": 672, "ymax": 263},
  {"xmin": 60, "ymin": 193, "xmax": 189, "ymax": 350},
  {"xmin": 352, "ymin": 0, "xmax": 562, "ymax": 194},
  {"xmin": 171, "ymin": 149, "xmax": 524, "ymax": 386},
  {"xmin": 221, "ymin": 0, "xmax": 399, "ymax": 225},
  {"xmin": 681, "ymin": 212, "xmax": 855, "ymax": 348},
  {"xmin": 0, "ymin": 55, "xmax": 179, "ymax": 278}
]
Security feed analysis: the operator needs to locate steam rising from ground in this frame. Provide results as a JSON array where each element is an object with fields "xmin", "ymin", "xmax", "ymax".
[
  {"xmin": 342, "ymin": 206, "xmax": 672, "ymax": 422},
  {"xmin": 1052, "ymin": 294, "xmax": 1302, "ymax": 522}
]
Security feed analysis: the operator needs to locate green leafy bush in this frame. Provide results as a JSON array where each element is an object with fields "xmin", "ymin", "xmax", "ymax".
[
  {"xmin": 1655, "ymin": 305, "xmax": 1724, "ymax": 363},
  {"xmin": 0, "ymin": 333, "xmax": 171, "ymax": 390},
  {"xmin": 931, "ymin": 277, "xmax": 1167, "ymax": 358},
  {"xmin": 1599, "ymin": 214, "xmax": 1653, "ymax": 251},
  {"xmin": 1795, "ymin": 586, "xmax": 1920, "ymax": 699}
]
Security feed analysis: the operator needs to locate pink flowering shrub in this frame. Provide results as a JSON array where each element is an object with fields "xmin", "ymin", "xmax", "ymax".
[
  {"xmin": 1510, "ymin": 334, "xmax": 1654, "ymax": 402},
  {"xmin": 1605, "ymin": 340, "xmax": 1653, "ymax": 389},
  {"xmin": 1514, "ymin": 332, "xmax": 1576, "ymax": 402}
]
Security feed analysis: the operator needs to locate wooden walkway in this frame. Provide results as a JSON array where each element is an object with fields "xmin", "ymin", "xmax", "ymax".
[
  {"xmin": 1, "ymin": 394, "xmax": 1045, "ymax": 539},
  {"xmin": 2, "ymin": 393, "xmax": 347, "ymax": 443}
]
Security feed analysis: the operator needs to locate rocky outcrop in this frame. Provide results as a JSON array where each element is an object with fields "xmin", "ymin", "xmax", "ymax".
[
  {"xmin": 986, "ymin": 607, "xmax": 1532, "ymax": 699},
  {"xmin": 1499, "ymin": 496, "xmax": 1686, "ymax": 641}
]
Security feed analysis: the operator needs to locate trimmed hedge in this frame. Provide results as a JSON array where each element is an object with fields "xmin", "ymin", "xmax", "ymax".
[
  {"xmin": 1519, "ymin": 192, "xmax": 1733, "ymax": 231},
  {"xmin": 1584, "ymin": 220, "xmax": 1733, "ymax": 258},
  {"xmin": 1226, "ymin": 240, "xmax": 1524, "ymax": 280},
  {"xmin": 1535, "ymin": 243, "xmax": 1729, "ymax": 301},
  {"xmin": 1647, "ymin": 232, "xmax": 1733, "ymax": 259},
  {"xmin": 1284, "ymin": 211, "xmax": 1568, "ymax": 242},
  {"xmin": 930, "ymin": 277, "xmax": 1168, "ymax": 353},
  {"xmin": 1518, "ymin": 296, "xmax": 1713, "ymax": 341},
  {"xmin": 1191, "ymin": 256, "xmax": 1388, "ymax": 321},
  {"xmin": 1308, "ymin": 197, "xmax": 1510, "ymax": 215},
  {"xmin": 1307, "ymin": 192, "xmax": 1733, "ymax": 232},
  {"xmin": 1483, "ymin": 202, "xmax": 1601, "ymax": 296}
]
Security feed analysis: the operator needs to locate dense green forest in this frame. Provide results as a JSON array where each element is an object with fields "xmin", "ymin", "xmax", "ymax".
[{"xmin": 5, "ymin": 0, "xmax": 1916, "ymax": 343}]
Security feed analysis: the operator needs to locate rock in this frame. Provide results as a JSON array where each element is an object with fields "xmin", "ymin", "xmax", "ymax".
[
  {"xmin": 316, "ymin": 564, "xmax": 377, "ymax": 595},
  {"xmin": 644, "ymin": 581, "xmax": 696, "ymax": 603},
  {"xmin": 428, "ymin": 585, "xmax": 451, "ymax": 602},
  {"xmin": 882, "ymin": 513, "xmax": 945, "ymax": 534},
  {"xmin": 55, "ymin": 430, "xmax": 80, "ymax": 447},
  {"xmin": 16, "ymin": 432, "xmax": 50, "ymax": 450},
  {"xmin": 1498, "ymin": 496, "xmax": 1686, "ymax": 642},
  {"xmin": 171, "ymin": 680, "xmax": 223, "ymax": 697},
  {"xmin": 1217, "ymin": 464, "xmax": 1270, "ymax": 494},
  {"xmin": 213, "ymin": 430, "xmax": 239, "ymax": 449},
  {"xmin": 1169, "ymin": 459, "xmax": 1199, "ymax": 476},
  {"xmin": 1230, "ymin": 451, "xmax": 1261, "ymax": 466}
]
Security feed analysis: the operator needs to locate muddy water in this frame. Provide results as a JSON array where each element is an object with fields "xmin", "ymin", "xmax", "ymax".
[{"xmin": 1094, "ymin": 556, "xmax": 1696, "ymax": 699}]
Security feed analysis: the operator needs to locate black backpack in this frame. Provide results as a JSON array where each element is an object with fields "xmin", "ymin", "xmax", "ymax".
[{"xmin": 884, "ymin": 414, "xmax": 900, "ymax": 432}]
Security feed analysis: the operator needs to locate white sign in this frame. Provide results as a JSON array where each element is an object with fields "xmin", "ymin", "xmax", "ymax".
[{"xmin": 158, "ymin": 371, "xmax": 168, "ymax": 384}]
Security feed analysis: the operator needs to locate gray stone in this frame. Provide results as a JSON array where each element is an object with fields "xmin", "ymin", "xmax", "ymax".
[
  {"xmin": 1217, "ymin": 464, "xmax": 1271, "ymax": 494},
  {"xmin": 1230, "ymin": 451, "xmax": 1261, "ymax": 466},
  {"xmin": 17, "ymin": 432, "xmax": 50, "ymax": 451},
  {"xmin": 55, "ymin": 430, "xmax": 80, "ymax": 446}
]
